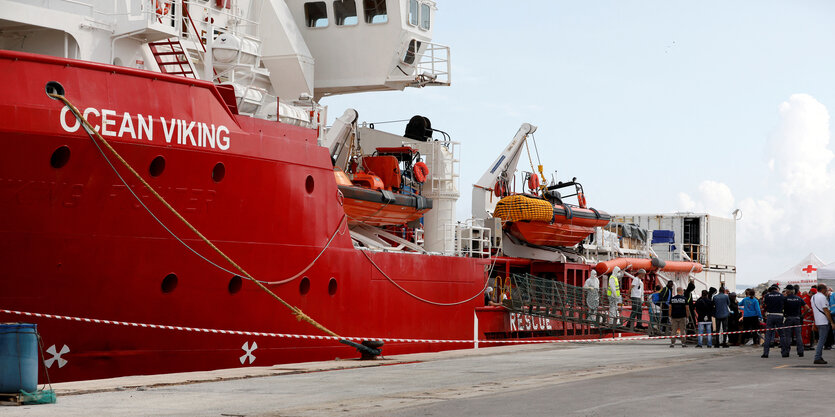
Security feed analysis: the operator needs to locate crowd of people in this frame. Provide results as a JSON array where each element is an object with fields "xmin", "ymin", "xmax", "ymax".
[
  {"xmin": 483, "ymin": 271, "xmax": 835, "ymax": 365},
  {"xmin": 645, "ymin": 279, "xmax": 835, "ymax": 364}
]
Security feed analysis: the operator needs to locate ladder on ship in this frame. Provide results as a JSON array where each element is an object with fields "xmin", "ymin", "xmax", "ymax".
[
  {"xmin": 503, "ymin": 273, "xmax": 658, "ymax": 337},
  {"xmin": 148, "ymin": 39, "xmax": 197, "ymax": 78}
]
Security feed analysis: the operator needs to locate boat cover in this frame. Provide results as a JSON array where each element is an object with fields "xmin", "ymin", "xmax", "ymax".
[{"xmin": 493, "ymin": 195, "xmax": 553, "ymax": 222}]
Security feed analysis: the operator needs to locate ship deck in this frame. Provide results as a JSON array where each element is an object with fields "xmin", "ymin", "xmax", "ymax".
[{"xmin": 11, "ymin": 340, "xmax": 830, "ymax": 416}]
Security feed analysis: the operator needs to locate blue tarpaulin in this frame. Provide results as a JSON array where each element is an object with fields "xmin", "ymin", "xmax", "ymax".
[{"xmin": 651, "ymin": 230, "xmax": 675, "ymax": 244}]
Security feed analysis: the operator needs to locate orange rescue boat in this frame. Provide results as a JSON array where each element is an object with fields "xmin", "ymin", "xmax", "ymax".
[
  {"xmin": 494, "ymin": 193, "xmax": 611, "ymax": 247},
  {"xmin": 336, "ymin": 147, "xmax": 432, "ymax": 226}
]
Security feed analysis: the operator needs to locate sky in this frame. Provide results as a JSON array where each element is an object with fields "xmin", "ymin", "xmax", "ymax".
[{"xmin": 321, "ymin": 1, "xmax": 835, "ymax": 286}]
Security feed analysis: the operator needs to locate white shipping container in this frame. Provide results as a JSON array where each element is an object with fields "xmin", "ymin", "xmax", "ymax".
[
  {"xmin": 612, "ymin": 213, "xmax": 737, "ymax": 291},
  {"xmin": 706, "ymin": 215, "xmax": 736, "ymax": 268}
]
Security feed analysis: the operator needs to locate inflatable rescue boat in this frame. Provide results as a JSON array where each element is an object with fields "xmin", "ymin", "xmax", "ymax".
[{"xmin": 493, "ymin": 194, "xmax": 611, "ymax": 247}]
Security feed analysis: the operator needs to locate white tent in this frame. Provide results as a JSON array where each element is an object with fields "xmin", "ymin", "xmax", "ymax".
[
  {"xmin": 817, "ymin": 262, "xmax": 835, "ymax": 288},
  {"xmin": 767, "ymin": 252, "xmax": 826, "ymax": 292}
]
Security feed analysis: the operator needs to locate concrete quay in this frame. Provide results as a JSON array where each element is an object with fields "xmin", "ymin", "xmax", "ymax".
[{"xmin": 3, "ymin": 340, "xmax": 830, "ymax": 416}]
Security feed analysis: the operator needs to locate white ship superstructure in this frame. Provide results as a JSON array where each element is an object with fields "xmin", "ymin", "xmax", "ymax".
[{"xmin": 0, "ymin": 0, "xmax": 449, "ymax": 124}]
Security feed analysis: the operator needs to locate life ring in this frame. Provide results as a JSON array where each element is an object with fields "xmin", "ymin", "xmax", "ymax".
[
  {"xmin": 413, "ymin": 161, "xmax": 429, "ymax": 183},
  {"xmin": 527, "ymin": 174, "xmax": 540, "ymax": 191},
  {"xmin": 494, "ymin": 181, "xmax": 506, "ymax": 197},
  {"xmin": 155, "ymin": 0, "xmax": 171, "ymax": 18},
  {"xmin": 577, "ymin": 192, "xmax": 587, "ymax": 208}
]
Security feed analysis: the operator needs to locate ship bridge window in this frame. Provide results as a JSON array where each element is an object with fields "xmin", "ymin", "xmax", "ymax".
[
  {"xmin": 304, "ymin": 2, "xmax": 329, "ymax": 28},
  {"xmin": 334, "ymin": 0, "xmax": 358, "ymax": 26},
  {"xmin": 363, "ymin": 0, "xmax": 387, "ymax": 24},
  {"xmin": 420, "ymin": 3, "xmax": 430, "ymax": 30},
  {"xmin": 408, "ymin": 0, "xmax": 418, "ymax": 26},
  {"xmin": 403, "ymin": 39, "xmax": 422, "ymax": 65}
]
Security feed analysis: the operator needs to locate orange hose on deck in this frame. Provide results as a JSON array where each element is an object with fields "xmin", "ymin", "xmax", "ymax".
[
  {"xmin": 594, "ymin": 258, "xmax": 703, "ymax": 274},
  {"xmin": 594, "ymin": 258, "xmax": 653, "ymax": 275},
  {"xmin": 660, "ymin": 260, "xmax": 703, "ymax": 273}
]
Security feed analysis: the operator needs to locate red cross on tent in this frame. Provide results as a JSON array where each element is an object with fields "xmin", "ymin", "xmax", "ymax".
[{"xmin": 768, "ymin": 254, "xmax": 825, "ymax": 292}]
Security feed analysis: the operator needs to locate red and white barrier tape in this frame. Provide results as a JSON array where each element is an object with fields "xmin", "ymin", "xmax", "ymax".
[{"xmin": 0, "ymin": 309, "xmax": 812, "ymax": 345}]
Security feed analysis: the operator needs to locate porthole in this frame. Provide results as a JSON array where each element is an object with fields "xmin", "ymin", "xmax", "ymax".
[
  {"xmin": 299, "ymin": 276, "xmax": 311, "ymax": 295},
  {"xmin": 212, "ymin": 162, "xmax": 225, "ymax": 182},
  {"xmin": 149, "ymin": 156, "xmax": 165, "ymax": 177},
  {"xmin": 328, "ymin": 277, "xmax": 337, "ymax": 295},
  {"xmin": 50, "ymin": 146, "xmax": 71, "ymax": 169},
  {"xmin": 305, "ymin": 175, "xmax": 315, "ymax": 194},
  {"xmin": 228, "ymin": 275, "xmax": 243, "ymax": 294},
  {"xmin": 161, "ymin": 273, "xmax": 178, "ymax": 293},
  {"xmin": 45, "ymin": 81, "xmax": 65, "ymax": 99}
]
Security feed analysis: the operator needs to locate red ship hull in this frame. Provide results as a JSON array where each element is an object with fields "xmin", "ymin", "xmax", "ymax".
[{"xmin": 0, "ymin": 51, "xmax": 609, "ymax": 383}]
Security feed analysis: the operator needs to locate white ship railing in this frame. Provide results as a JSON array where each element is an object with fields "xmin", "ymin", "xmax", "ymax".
[
  {"xmin": 455, "ymin": 220, "xmax": 492, "ymax": 258},
  {"xmin": 413, "ymin": 42, "xmax": 450, "ymax": 87}
]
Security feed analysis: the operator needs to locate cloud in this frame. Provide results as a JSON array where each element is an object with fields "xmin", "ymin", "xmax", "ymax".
[
  {"xmin": 736, "ymin": 196, "xmax": 786, "ymax": 244},
  {"xmin": 760, "ymin": 94, "xmax": 835, "ymax": 241},
  {"xmin": 768, "ymin": 94, "xmax": 834, "ymax": 196},
  {"xmin": 677, "ymin": 180, "xmax": 735, "ymax": 216},
  {"xmin": 679, "ymin": 94, "xmax": 835, "ymax": 284}
]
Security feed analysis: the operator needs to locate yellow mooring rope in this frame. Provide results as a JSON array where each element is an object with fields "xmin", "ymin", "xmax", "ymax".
[{"xmin": 50, "ymin": 93, "xmax": 341, "ymax": 339}]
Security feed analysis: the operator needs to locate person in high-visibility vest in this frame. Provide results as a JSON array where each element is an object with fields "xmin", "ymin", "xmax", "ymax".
[{"xmin": 607, "ymin": 267, "xmax": 623, "ymax": 325}]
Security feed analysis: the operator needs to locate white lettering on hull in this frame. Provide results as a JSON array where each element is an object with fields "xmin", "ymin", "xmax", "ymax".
[
  {"xmin": 508, "ymin": 313, "xmax": 554, "ymax": 332},
  {"xmin": 60, "ymin": 106, "xmax": 232, "ymax": 151},
  {"xmin": 60, "ymin": 106, "xmax": 80, "ymax": 132}
]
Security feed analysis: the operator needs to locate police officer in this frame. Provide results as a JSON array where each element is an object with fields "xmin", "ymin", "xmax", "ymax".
[
  {"xmin": 761, "ymin": 285, "xmax": 786, "ymax": 358},
  {"xmin": 781, "ymin": 286, "xmax": 808, "ymax": 358}
]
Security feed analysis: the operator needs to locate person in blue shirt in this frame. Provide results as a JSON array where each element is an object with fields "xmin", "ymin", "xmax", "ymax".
[
  {"xmin": 658, "ymin": 281, "xmax": 674, "ymax": 334},
  {"xmin": 738, "ymin": 288, "xmax": 762, "ymax": 346},
  {"xmin": 647, "ymin": 284, "xmax": 662, "ymax": 335},
  {"xmin": 826, "ymin": 290, "xmax": 835, "ymax": 350},
  {"xmin": 713, "ymin": 288, "xmax": 731, "ymax": 348}
]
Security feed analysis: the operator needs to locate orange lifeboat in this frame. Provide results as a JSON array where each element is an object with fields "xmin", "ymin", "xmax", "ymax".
[
  {"xmin": 339, "ymin": 185, "xmax": 432, "ymax": 226},
  {"xmin": 493, "ymin": 194, "xmax": 610, "ymax": 247},
  {"xmin": 336, "ymin": 148, "xmax": 433, "ymax": 226}
]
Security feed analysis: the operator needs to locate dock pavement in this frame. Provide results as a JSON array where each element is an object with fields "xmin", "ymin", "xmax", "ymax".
[{"xmin": 3, "ymin": 339, "xmax": 831, "ymax": 416}]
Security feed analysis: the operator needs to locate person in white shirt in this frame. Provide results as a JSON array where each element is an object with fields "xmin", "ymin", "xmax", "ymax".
[
  {"xmin": 583, "ymin": 271, "xmax": 600, "ymax": 323},
  {"xmin": 811, "ymin": 284, "xmax": 835, "ymax": 364},
  {"xmin": 627, "ymin": 269, "xmax": 646, "ymax": 330}
]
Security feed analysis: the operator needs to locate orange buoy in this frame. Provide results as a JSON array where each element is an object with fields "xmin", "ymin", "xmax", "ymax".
[
  {"xmin": 413, "ymin": 162, "xmax": 429, "ymax": 183},
  {"xmin": 527, "ymin": 174, "xmax": 540, "ymax": 190},
  {"xmin": 494, "ymin": 181, "xmax": 506, "ymax": 197},
  {"xmin": 155, "ymin": 0, "xmax": 171, "ymax": 17},
  {"xmin": 577, "ymin": 192, "xmax": 587, "ymax": 208}
]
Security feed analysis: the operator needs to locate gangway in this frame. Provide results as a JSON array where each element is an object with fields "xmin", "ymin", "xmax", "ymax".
[{"xmin": 500, "ymin": 273, "xmax": 660, "ymax": 337}]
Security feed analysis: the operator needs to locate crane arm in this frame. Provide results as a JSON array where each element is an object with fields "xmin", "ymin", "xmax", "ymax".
[
  {"xmin": 471, "ymin": 123, "xmax": 537, "ymax": 220},
  {"xmin": 321, "ymin": 108, "xmax": 358, "ymax": 169}
]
